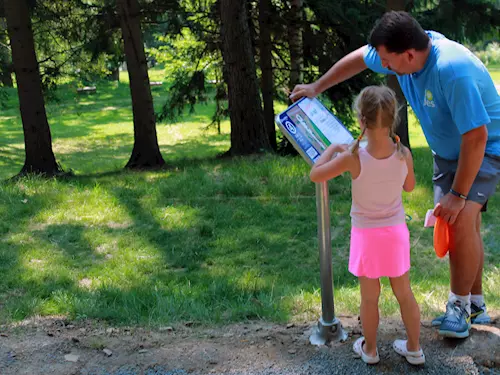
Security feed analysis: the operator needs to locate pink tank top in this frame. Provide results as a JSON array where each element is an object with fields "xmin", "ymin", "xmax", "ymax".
[{"xmin": 350, "ymin": 147, "xmax": 408, "ymax": 229}]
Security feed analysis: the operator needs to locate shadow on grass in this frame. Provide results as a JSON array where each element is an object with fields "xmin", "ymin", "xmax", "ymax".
[{"xmin": 0, "ymin": 142, "xmax": 498, "ymax": 326}]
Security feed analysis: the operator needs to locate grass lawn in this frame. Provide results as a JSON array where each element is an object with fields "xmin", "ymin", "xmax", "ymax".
[
  {"xmin": 488, "ymin": 63, "xmax": 500, "ymax": 83},
  {"xmin": 0, "ymin": 69, "xmax": 499, "ymax": 327}
]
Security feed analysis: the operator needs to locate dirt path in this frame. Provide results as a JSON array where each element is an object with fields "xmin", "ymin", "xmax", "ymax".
[{"xmin": 1, "ymin": 314, "xmax": 499, "ymax": 375}]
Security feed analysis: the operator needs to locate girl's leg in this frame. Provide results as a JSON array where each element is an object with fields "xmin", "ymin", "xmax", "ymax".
[
  {"xmin": 359, "ymin": 276, "xmax": 381, "ymax": 357},
  {"xmin": 389, "ymin": 272, "xmax": 421, "ymax": 351}
]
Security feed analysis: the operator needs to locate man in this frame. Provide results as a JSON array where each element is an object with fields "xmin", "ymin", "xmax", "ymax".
[{"xmin": 291, "ymin": 11, "xmax": 500, "ymax": 339}]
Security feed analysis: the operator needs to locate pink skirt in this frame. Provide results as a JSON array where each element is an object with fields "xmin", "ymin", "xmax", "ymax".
[{"xmin": 349, "ymin": 223, "xmax": 410, "ymax": 279}]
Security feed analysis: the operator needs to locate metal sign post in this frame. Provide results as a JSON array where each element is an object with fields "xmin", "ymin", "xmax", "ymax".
[
  {"xmin": 309, "ymin": 181, "xmax": 347, "ymax": 345},
  {"xmin": 275, "ymin": 98, "xmax": 352, "ymax": 346}
]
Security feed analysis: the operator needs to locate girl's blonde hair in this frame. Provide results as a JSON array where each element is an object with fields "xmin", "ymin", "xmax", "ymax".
[{"xmin": 350, "ymin": 85, "xmax": 405, "ymax": 159}]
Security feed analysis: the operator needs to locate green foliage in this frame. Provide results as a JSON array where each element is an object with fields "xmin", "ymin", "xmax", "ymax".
[
  {"xmin": 413, "ymin": 0, "xmax": 500, "ymax": 42},
  {"xmin": 474, "ymin": 42, "xmax": 500, "ymax": 66},
  {"xmin": 300, "ymin": 0, "xmax": 385, "ymax": 128},
  {"xmin": 150, "ymin": 27, "xmax": 219, "ymax": 122}
]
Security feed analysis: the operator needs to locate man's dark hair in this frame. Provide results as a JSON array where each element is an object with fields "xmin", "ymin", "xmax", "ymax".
[{"xmin": 369, "ymin": 11, "xmax": 430, "ymax": 53}]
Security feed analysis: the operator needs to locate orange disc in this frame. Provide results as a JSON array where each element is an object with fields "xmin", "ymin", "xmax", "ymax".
[{"xmin": 433, "ymin": 217, "xmax": 450, "ymax": 258}]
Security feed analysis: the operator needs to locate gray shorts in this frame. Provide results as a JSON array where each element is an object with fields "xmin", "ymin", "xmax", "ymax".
[{"xmin": 433, "ymin": 153, "xmax": 500, "ymax": 212}]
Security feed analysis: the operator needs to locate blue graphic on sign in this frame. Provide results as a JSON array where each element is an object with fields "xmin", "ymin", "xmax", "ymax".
[{"xmin": 279, "ymin": 113, "xmax": 320, "ymax": 163}]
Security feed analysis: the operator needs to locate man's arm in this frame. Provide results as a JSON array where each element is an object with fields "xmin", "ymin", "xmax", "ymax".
[
  {"xmin": 433, "ymin": 74, "xmax": 491, "ymax": 224},
  {"xmin": 289, "ymin": 46, "xmax": 368, "ymax": 101},
  {"xmin": 433, "ymin": 127, "xmax": 487, "ymax": 224},
  {"xmin": 453, "ymin": 126, "xmax": 488, "ymax": 197}
]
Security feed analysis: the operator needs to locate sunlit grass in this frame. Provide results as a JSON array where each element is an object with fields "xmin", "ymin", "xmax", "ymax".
[
  {"xmin": 0, "ymin": 69, "xmax": 499, "ymax": 327},
  {"xmin": 488, "ymin": 64, "xmax": 500, "ymax": 82}
]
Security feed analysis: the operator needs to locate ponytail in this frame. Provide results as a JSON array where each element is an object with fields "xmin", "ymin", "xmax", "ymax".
[
  {"xmin": 391, "ymin": 130, "xmax": 406, "ymax": 159},
  {"xmin": 350, "ymin": 125, "xmax": 367, "ymax": 155}
]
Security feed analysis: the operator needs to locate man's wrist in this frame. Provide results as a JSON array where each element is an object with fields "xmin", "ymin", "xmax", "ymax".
[
  {"xmin": 449, "ymin": 188, "xmax": 468, "ymax": 200},
  {"xmin": 312, "ymin": 81, "xmax": 322, "ymax": 96}
]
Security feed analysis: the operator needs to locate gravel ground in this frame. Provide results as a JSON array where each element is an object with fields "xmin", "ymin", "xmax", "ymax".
[{"xmin": 1, "ymin": 316, "xmax": 499, "ymax": 375}]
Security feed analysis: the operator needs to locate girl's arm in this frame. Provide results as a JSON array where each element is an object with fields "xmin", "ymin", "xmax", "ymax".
[
  {"xmin": 310, "ymin": 144, "xmax": 354, "ymax": 183},
  {"xmin": 403, "ymin": 147, "xmax": 416, "ymax": 192}
]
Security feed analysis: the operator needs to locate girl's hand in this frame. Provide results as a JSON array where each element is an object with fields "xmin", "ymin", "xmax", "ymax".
[{"xmin": 329, "ymin": 143, "xmax": 349, "ymax": 154}]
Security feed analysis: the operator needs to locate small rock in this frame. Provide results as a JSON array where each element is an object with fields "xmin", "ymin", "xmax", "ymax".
[
  {"xmin": 483, "ymin": 360, "xmax": 494, "ymax": 368},
  {"xmin": 184, "ymin": 321, "xmax": 194, "ymax": 327},
  {"xmin": 66, "ymin": 325, "xmax": 75, "ymax": 329},
  {"xmin": 286, "ymin": 323, "xmax": 295, "ymax": 329},
  {"xmin": 351, "ymin": 328, "xmax": 362, "ymax": 335},
  {"xmin": 288, "ymin": 349, "xmax": 297, "ymax": 354},
  {"xmin": 64, "ymin": 354, "xmax": 80, "ymax": 362},
  {"xmin": 159, "ymin": 326, "xmax": 174, "ymax": 332},
  {"xmin": 209, "ymin": 359, "xmax": 218, "ymax": 364},
  {"xmin": 47, "ymin": 332, "xmax": 54, "ymax": 337},
  {"xmin": 71, "ymin": 337, "xmax": 80, "ymax": 343},
  {"xmin": 103, "ymin": 348, "xmax": 113, "ymax": 357},
  {"xmin": 0, "ymin": 333, "xmax": 8, "ymax": 337},
  {"xmin": 138, "ymin": 349, "xmax": 148, "ymax": 354},
  {"xmin": 106, "ymin": 328, "xmax": 114, "ymax": 334},
  {"xmin": 79, "ymin": 328, "xmax": 87, "ymax": 334},
  {"xmin": 250, "ymin": 341, "xmax": 255, "ymax": 345}
]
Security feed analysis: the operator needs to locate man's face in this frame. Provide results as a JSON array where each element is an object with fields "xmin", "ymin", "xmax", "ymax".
[{"xmin": 376, "ymin": 45, "xmax": 415, "ymax": 75}]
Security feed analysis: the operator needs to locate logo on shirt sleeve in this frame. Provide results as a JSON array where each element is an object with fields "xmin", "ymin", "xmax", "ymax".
[{"xmin": 424, "ymin": 89, "xmax": 436, "ymax": 108}]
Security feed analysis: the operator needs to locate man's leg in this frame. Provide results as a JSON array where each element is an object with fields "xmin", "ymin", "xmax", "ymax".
[
  {"xmin": 469, "ymin": 212, "xmax": 491, "ymax": 323},
  {"xmin": 438, "ymin": 201, "xmax": 482, "ymax": 338},
  {"xmin": 448, "ymin": 201, "xmax": 482, "ymax": 296},
  {"xmin": 432, "ymin": 153, "xmax": 498, "ymax": 330},
  {"xmin": 471, "ymin": 212, "xmax": 483, "ymax": 296}
]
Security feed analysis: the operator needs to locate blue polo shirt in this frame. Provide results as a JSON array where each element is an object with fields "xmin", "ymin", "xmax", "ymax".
[{"xmin": 363, "ymin": 31, "xmax": 500, "ymax": 160}]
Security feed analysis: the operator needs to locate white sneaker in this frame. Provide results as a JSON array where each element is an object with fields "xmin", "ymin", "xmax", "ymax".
[
  {"xmin": 393, "ymin": 339, "xmax": 425, "ymax": 365},
  {"xmin": 353, "ymin": 337, "xmax": 380, "ymax": 365}
]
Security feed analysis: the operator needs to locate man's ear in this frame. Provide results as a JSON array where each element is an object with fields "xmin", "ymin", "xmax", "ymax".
[{"xmin": 406, "ymin": 49, "xmax": 416, "ymax": 63}]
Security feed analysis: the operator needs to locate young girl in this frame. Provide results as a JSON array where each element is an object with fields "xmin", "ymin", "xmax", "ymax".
[{"xmin": 310, "ymin": 86, "xmax": 425, "ymax": 365}]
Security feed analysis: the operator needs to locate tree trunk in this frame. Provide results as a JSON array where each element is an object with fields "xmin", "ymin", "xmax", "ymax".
[
  {"xmin": 278, "ymin": 0, "xmax": 304, "ymax": 156},
  {"xmin": 220, "ymin": 0, "xmax": 270, "ymax": 155},
  {"xmin": 258, "ymin": 0, "xmax": 277, "ymax": 151},
  {"xmin": 4, "ymin": 0, "xmax": 62, "ymax": 176},
  {"xmin": 0, "ymin": 20, "xmax": 13, "ymax": 87},
  {"xmin": 386, "ymin": 0, "xmax": 411, "ymax": 150},
  {"xmin": 117, "ymin": 0, "xmax": 165, "ymax": 169},
  {"xmin": 288, "ymin": 0, "xmax": 303, "ymax": 89},
  {"xmin": 0, "ymin": 64, "xmax": 13, "ymax": 87},
  {"xmin": 109, "ymin": 67, "xmax": 120, "ymax": 82},
  {"xmin": 388, "ymin": 75, "xmax": 410, "ymax": 149},
  {"xmin": 247, "ymin": 0, "xmax": 257, "ymax": 59}
]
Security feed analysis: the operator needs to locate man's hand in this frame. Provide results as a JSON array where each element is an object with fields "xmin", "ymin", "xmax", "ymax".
[
  {"xmin": 289, "ymin": 83, "xmax": 319, "ymax": 102},
  {"xmin": 433, "ymin": 192, "xmax": 466, "ymax": 225}
]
